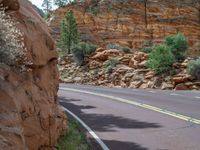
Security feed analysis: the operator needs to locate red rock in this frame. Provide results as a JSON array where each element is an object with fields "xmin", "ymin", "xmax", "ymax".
[
  {"xmin": 0, "ymin": 0, "xmax": 67, "ymax": 149},
  {"xmin": 175, "ymin": 83, "xmax": 190, "ymax": 90}
]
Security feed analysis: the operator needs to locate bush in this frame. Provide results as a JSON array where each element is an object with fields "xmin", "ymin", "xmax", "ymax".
[
  {"xmin": 105, "ymin": 58, "xmax": 119, "ymax": 68},
  {"xmin": 165, "ymin": 33, "xmax": 188, "ymax": 61},
  {"xmin": 106, "ymin": 43, "xmax": 121, "ymax": 50},
  {"xmin": 71, "ymin": 42, "xmax": 98, "ymax": 65},
  {"xmin": 106, "ymin": 43, "xmax": 131, "ymax": 53},
  {"xmin": 142, "ymin": 47, "xmax": 153, "ymax": 53},
  {"xmin": 187, "ymin": 58, "xmax": 200, "ymax": 80},
  {"xmin": 147, "ymin": 45, "xmax": 175, "ymax": 74},
  {"xmin": 0, "ymin": 9, "xmax": 27, "ymax": 70},
  {"xmin": 121, "ymin": 47, "xmax": 131, "ymax": 53},
  {"xmin": 71, "ymin": 44, "xmax": 85, "ymax": 66},
  {"xmin": 79, "ymin": 42, "xmax": 97, "ymax": 55}
]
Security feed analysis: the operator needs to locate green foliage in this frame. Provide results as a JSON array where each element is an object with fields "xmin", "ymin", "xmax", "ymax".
[
  {"xmin": 106, "ymin": 43, "xmax": 131, "ymax": 53},
  {"xmin": 121, "ymin": 47, "xmax": 131, "ymax": 53},
  {"xmin": 42, "ymin": 0, "xmax": 52, "ymax": 13},
  {"xmin": 71, "ymin": 44, "xmax": 85, "ymax": 66},
  {"xmin": 59, "ymin": 10, "xmax": 79, "ymax": 54},
  {"xmin": 71, "ymin": 42, "xmax": 97, "ymax": 65},
  {"xmin": 106, "ymin": 43, "xmax": 121, "ymax": 50},
  {"xmin": 147, "ymin": 45, "xmax": 175, "ymax": 74},
  {"xmin": 0, "ymin": 9, "xmax": 27, "ymax": 70},
  {"xmin": 57, "ymin": 119, "xmax": 89, "ymax": 150},
  {"xmin": 86, "ymin": 0, "xmax": 100, "ymax": 15},
  {"xmin": 165, "ymin": 33, "xmax": 188, "ymax": 61},
  {"xmin": 187, "ymin": 58, "xmax": 200, "ymax": 80},
  {"xmin": 54, "ymin": 0, "xmax": 67, "ymax": 7},
  {"xmin": 142, "ymin": 47, "xmax": 153, "ymax": 53},
  {"xmin": 105, "ymin": 58, "xmax": 119, "ymax": 68}
]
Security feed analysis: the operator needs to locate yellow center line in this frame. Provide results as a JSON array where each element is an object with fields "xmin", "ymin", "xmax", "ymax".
[{"xmin": 60, "ymin": 87, "xmax": 200, "ymax": 125}]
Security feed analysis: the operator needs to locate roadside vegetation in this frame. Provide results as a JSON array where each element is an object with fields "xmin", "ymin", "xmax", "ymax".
[
  {"xmin": 187, "ymin": 58, "xmax": 200, "ymax": 80},
  {"xmin": 58, "ymin": 10, "xmax": 98, "ymax": 66},
  {"xmin": 146, "ymin": 33, "xmax": 188, "ymax": 75},
  {"xmin": 0, "ymin": 8, "xmax": 28, "ymax": 71},
  {"xmin": 57, "ymin": 119, "xmax": 90, "ymax": 150}
]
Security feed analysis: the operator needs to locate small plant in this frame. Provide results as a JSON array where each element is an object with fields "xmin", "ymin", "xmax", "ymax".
[
  {"xmin": 0, "ymin": 8, "xmax": 27, "ymax": 70},
  {"xmin": 71, "ymin": 44, "xmax": 85, "ymax": 66},
  {"xmin": 105, "ymin": 58, "xmax": 119, "ymax": 68},
  {"xmin": 121, "ymin": 47, "xmax": 131, "ymax": 53},
  {"xmin": 106, "ymin": 43, "xmax": 121, "ymax": 50},
  {"xmin": 165, "ymin": 33, "xmax": 188, "ymax": 61},
  {"xmin": 147, "ymin": 45, "xmax": 175, "ymax": 74},
  {"xmin": 142, "ymin": 47, "xmax": 153, "ymax": 53},
  {"xmin": 105, "ymin": 58, "xmax": 119, "ymax": 74},
  {"xmin": 79, "ymin": 42, "xmax": 98, "ymax": 55},
  {"xmin": 187, "ymin": 58, "xmax": 200, "ymax": 80}
]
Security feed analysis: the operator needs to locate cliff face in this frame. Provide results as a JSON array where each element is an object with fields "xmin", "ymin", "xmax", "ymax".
[
  {"xmin": 0, "ymin": 0, "xmax": 67, "ymax": 149},
  {"xmin": 49, "ymin": 0, "xmax": 200, "ymax": 55}
]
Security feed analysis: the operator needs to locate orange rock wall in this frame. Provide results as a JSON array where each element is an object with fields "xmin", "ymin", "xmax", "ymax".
[
  {"xmin": 49, "ymin": 0, "xmax": 200, "ymax": 55},
  {"xmin": 0, "ymin": 0, "xmax": 67, "ymax": 149}
]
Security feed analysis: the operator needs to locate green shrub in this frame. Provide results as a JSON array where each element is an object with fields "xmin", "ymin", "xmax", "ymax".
[
  {"xmin": 106, "ymin": 66, "xmax": 113, "ymax": 74},
  {"xmin": 165, "ymin": 33, "xmax": 188, "ymax": 61},
  {"xmin": 147, "ymin": 44, "xmax": 175, "ymax": 74},
  {"xmin": 121, "ymin": 47, "xmax": 131, "ymax": 53},
  {"xmin": 187, "ymin": 58, "xmax": 200, "ymax": 80},
  {"xmin": 0, "ymin": 9, "xmax": 27, "ymax": 70},
  {"xmin": 71, "ymin": 44, "xmax": 85, "ymax": 66},
  {"xmin": 106, "ymin": 43, "xmax": 121, "ymax": 50},
  {"xmin": 105, "ymin": 58, "xmax": 119, "ymax": 74},
  {"xmin": 105, "ymin": 58, "xmax": 119, "ymax": 68},
  {"xmin": 142, "ymin": 47, "xmax": 153, "ymax": 53},
  {"xmin": 71, "ymin": 42, "xmax": 98, "ymax": 65}
]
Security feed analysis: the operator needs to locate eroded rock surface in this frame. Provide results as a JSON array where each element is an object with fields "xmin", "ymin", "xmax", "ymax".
[
  {"xmin": 49, "ymin": 0, "xmax": 200, "ymax": 55},
  {"xmin": 0, "ymin": 0, "xmax": 67, "ymax": 149}
]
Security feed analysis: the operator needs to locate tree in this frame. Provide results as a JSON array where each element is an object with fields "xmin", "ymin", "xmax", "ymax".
[
  {"xmin": 54, "ymin": 0, "xmax": 67, "ymax": 7},
  {"xmin": 42, "ymin": 0, "xmax": 52, "ymax": 14},
  {"xmin": 59, "ymin": 10, "xmax": 79, "ymax": 54}
]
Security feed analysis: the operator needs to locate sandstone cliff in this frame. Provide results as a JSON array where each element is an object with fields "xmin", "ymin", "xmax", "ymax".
[
  {"xmin": 0, "ymin": 0, "xmax": 67, "ymax": 149},
  {"xmin": 49, "ymin": 0, "xmax": 200, "ymax": 55}
]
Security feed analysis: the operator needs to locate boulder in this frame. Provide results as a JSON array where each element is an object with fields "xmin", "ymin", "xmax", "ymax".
[{"xmin": 0, "ymin": 0, "xmax": 67, "ymax": 149}]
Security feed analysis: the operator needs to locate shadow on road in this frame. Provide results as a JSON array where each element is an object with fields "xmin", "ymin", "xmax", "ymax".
[
  {"xmin": 59, "ymin": 97, "xmax": 161, "ymax": 150},
  {"xmin": 59, "ymin": 97, "xmax": 162, "ymax": 132}
]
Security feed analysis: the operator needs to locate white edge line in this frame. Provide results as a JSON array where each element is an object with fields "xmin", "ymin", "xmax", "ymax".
[
  {"xmin": 62, "ymin": 106, "xmax": 110, "ymax": 150},
  {"xmin": 195, "ymin": 97, "xmax": 200, "ymax": 99}
]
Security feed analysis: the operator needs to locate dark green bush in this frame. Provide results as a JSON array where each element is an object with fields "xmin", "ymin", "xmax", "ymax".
[
  {"xmin": 122, "ymin": 47, "xmax": 131, "ymax": 53},
  {"xmin": 71, "ymin": 42, "xmax": 98, "ymax": 65},
  {"xmin": 147, "ymin": 44, "xmax": 175, "ymax": 74},
  {"xmin": 105, "ymin": 58, "xmax": 119, "ymax": 74},
  {"xmin": 187, "ymin": 58, "xmax": 200, "ymax": 80},
  {"xmin": 165, "ymin": 33, "xmax": 188, "ymax": 61},
  {"xmin": 105, "ymin": 58, "xmax": 119, "ymax": 68},
  {"xmin": 142, "ymin": 47, "xmax": 153, "ymax": 53},
  {"xmin": 71, "ymin": 44, "xmax": 85, "ymax": 66}
]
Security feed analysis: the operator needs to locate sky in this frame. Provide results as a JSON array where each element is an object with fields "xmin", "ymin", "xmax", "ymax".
[{"xmin": 29, "ymin": 0, "xmax": 57, "ymax": 9}]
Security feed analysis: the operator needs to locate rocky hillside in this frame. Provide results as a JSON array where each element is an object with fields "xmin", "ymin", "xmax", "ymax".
[
  {"xmin": 59, "ymin": 48, "xmax": 200, "ymax": 90},
  {"xmin": 0, "ymin": 0, "xmax": 67, "ymax": 149},
  {"xmin": 49, "ymin": 0, "xmax": 200, "ymax": 55}
]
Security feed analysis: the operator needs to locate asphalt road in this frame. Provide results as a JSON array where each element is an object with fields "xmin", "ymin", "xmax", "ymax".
[{"xmin": 59, "ymin": 84, "xmax": 200, "ymax": 150}]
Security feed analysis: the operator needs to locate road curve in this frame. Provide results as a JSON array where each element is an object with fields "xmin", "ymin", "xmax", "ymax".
[{"xmin": 59, "ymin": 84, "xmax": 200, "ymax": 150}]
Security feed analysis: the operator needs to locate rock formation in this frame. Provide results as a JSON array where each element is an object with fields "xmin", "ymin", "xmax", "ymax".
[
  {"xmin": 59, "ymin": 48, "xmax": 200, "ymax": 90},
  {"xmin": 49, "ymin": 0, "xmax": 200, "ymax": 55},
  {"xmin": 0, "ymin": 0, "xmax": 67, "ymax": 149}
]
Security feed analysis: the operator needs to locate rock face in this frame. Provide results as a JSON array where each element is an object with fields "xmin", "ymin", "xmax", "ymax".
[
  {"xmin": 49, "ymin": 0, "xmax": 200, "ymax": 55},
  {"xmin": 59, "ymin": 48, "xmax": 200, "ymax": 90},
  {"xmin": 0, "ymin": 0, "xmax": 67, "ymax": 149}
]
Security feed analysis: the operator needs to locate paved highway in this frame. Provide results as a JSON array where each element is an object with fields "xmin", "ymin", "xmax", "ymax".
[{"xmin": 59, "ymin": 84, "xmax": 200, "ymax": 150}]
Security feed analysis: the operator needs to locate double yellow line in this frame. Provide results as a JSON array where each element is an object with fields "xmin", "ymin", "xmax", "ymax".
[{"xmin": 60, "ymin": 87, "xmax": 200, "ymax": 125}]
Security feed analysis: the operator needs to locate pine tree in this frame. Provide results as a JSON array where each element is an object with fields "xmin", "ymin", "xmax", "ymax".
[
  {"xmin": 54, "ymin": 0, "xmax": 67, "ymax": 7},
  {"xmin": 59, "ymin": 10, "xmax": 79, "ymax": 54},
  {"xmin": 42, "ymin": 0, "xmax": 52, "ymax": 14}
]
